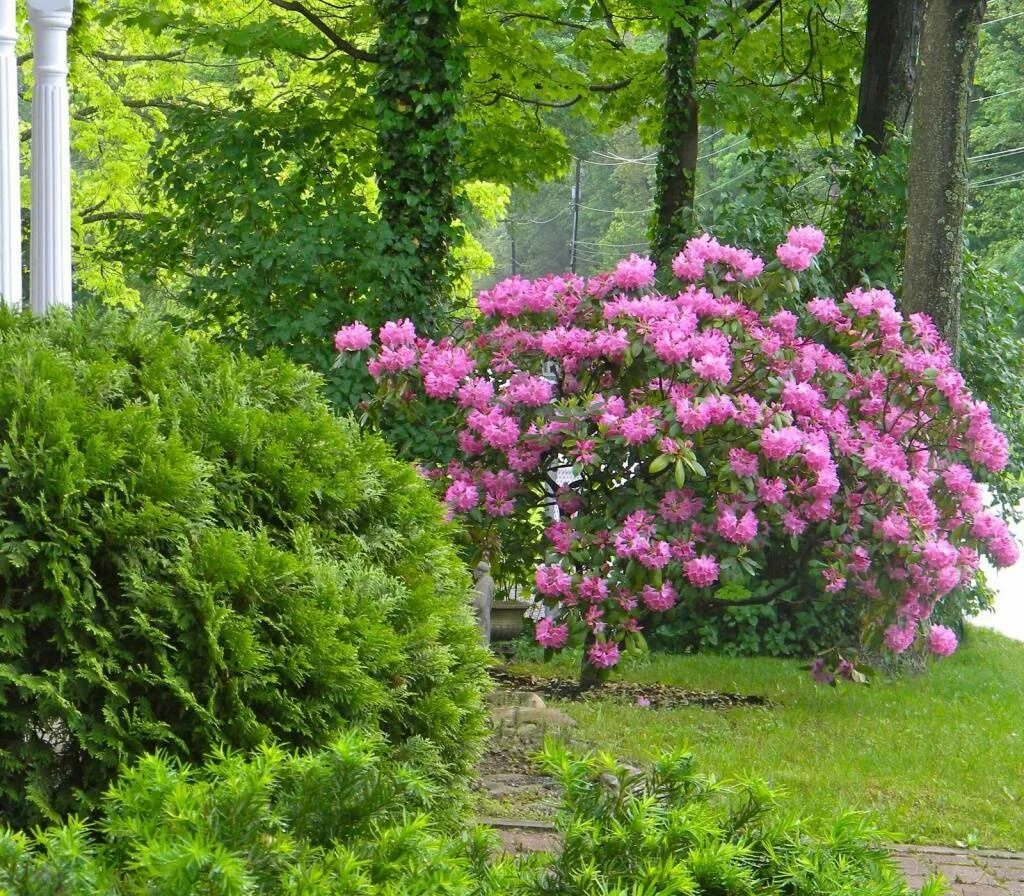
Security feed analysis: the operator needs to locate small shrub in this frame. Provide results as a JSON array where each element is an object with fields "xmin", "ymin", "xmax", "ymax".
[
  {"xmin": 0, "ymin": 736, "xmax": 945, "ymax": 896},
  {"xmin": 0, "ymin": 730, "xmax": 503, "ymax": 896},
  {"xmin": 529, "ymin": 742, "xmax": 946, "ymax": 896},
  {"xmin": 0, "ymin": 307, "xmax": 489, "ymax": 827}
]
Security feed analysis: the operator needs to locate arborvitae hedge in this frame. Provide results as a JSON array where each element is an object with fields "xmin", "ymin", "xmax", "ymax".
[{"xmin": 0, "ymin": 307, "xmax": 489, "ymax": 826}]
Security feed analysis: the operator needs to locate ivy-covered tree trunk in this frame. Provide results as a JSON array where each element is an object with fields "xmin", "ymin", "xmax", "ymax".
[
  {"xmin": 372, "ymin": 0, "xmax": 467, "ymax": 331},
  {"xmin": 652, "ymin": 12, "xmax": 701, "ymax": 270},
  {"xmin": 837, "ymin": 0, "xmax": 922, "ymax": 286},
  {"xmin": 902, "ymin": 0, "xmax": 987, "ymax": 354}
]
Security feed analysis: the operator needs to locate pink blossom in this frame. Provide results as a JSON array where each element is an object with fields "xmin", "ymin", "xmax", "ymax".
[
  {"xmin": 776, "ymin": 242, "xmax": 813, "ymax": 272},
  {"xmin": 444, "ymin": 481, "xmax": 478, "ymax": 513},
  {"xmin": 757, "ymin": 478, "xmax": 786, "ymax": 504},
  {"xmin": 334, "ymin": 322, "xmax": 373, "ymax": 352},
  {"xmin": 685, "ymin": 556, "xmax": 720, "ymax": 587},
  {"xmin": 535, "ymin": 617, "xmax": 569, "ymax": 649},
  {"xmin": 369, "ymin": 345, "xmax": 417, "ymax": 376},
  {"xmin": 692, "ymin": 353, "xmax": 732, "ymax": 384},
  {"xmin": 927, "ymin": 624, "xmax": 958, "ymax": 657},
  {"xmin": 729, "ymin": 448, "xmax": 758, "ymax": 478},
  {"xmin": 588, "ymin": 640, "xmax": 621, "ymax": 669},
  {"xmin": 884, "ymin": 621, "xmax": 916, "ymax": 654},
  {"xmin": 612, "ymin": 254, "xmax": 657, "ymax": 290},
  {"xmin": 659, "ymin": 489, "xmax": 702, "ymax": 523},
  {"xmin": 641, "ymin": 582, "xmax": 678, "ymax": 612},
  {"xmin": 579, "ymin": 576, "xmax": 609, "ymax": 603},
  {"xmin": 822, "ymin": 568, "xmax": 846, "ymax": 593},
  {"xmin": 620, "ymin": 407, "xmax": 660, "ymax": 444},
  {"xmin": 786, "ymin": 225, "xmax": 825, "ymax": 254},
  {"xmin": 716, "ymin": 509, "xmax": 758, "ymax": 544},
  {"xmin": 379, "ymin": 318, "xmax": 416, "ymax": 347},
  {"xmin": 503, "ymin": 373, "xmax": 554, "ymax": 407},
  {"xmin": 989, "ymin": 535, "xmax": 1020, "ymax": 568},
  {"xmin": 545, "ymin": 520, "xmax": 576, "ymax": 553},
  {"xmin": 761, "ymin": 426, "xmax": 803, "ymax": 461},
  {"xmin": 535, "ymin": 564, "xmax": 571, "ymax": 597},
  {"xmin": 768, "ymin": 309, "xmax": 798, "ymax": 339},
  {"xmin": 782, "ymin": 381, "xmax": 824, "ymax": 416}
]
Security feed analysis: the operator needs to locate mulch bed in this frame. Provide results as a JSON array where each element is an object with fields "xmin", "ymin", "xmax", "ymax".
[{"xmin": 488, "ymin": 666, "xmax": 771, "ymax": 710}]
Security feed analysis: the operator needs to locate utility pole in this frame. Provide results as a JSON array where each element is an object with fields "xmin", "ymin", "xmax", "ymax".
[
  {"xmin": 507, "ymin": 218, "xmax": 518, "ymax": 276},
  {"xmin": 569, "ymin": 157, "xmax": 581, "ymax": 274}
]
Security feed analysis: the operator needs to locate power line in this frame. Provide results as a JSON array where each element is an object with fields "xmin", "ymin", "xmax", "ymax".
[
  {"xmin": 592, "ymin": 149, "xmax": 658, "ymax": 164},
  {"xmin": 698, "ymin": 136, "xmax": 749, "ymax": 160},
  {"xmin": 575, "ymin": 239, "xmax": 650, "ymax": 249},
  {"xmin": 581, "ymin": 157, "xmax": 654, "ymax": 167},
  {"xmin": 970, "ymin": 145, "xmax": 1024, "ymax": 162},
  {"xmin": 513, "ymin": 208, "xmax": 570, "ymax": 226},
  {"xmin": 982, "ymin": 10, "xmax": 1024, "ymax": 25},
  {"xmin": 696, "ymin": 167, "xmax": 756, "ymax": 198},
  {"xmin": 972, "ymin": 169, "xmax": 1024, "ymax": 188},
  {"xmin": 972, "ymin": 84, "xmax": 1024, "ymax": 103},
  {"xmin": 578, "ymin": 204, "xmax": 655, "ymax": 215}
]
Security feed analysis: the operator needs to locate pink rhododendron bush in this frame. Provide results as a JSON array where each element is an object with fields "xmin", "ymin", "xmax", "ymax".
[{"xmin": 334, "ymin": 228, "xmax": 1018, "ymax": 681}]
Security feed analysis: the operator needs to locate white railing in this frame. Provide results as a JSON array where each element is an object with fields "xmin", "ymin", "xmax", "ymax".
[{"xmin": 0, "ymin": 0, "xmax": 73, "ymax": 313}]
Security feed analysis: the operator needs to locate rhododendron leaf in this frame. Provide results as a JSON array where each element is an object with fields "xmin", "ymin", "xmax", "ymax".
[
  {"xmin": 683, "ymin": 457, "xmax": 706, "ymax": 478},
  {"xmin": 674, "ymin": 459, "xmax": 686, "ymax": 488},
  {"xmin": 736, "ymin": 557, "xmax": 759, "ymax": 577},
  {"xmin": 649, "ymin": 454, "xmax": 673, "ymax": 475}
]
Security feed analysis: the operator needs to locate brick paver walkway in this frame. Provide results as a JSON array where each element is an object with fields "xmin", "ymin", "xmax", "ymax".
[
  {"xmin": 893, "ymin": 845, "xmax": 1024, "ymax": 895},
  {"xmin": 484, "ymin": 819, "xmax": 1024, "ymax": 895}
]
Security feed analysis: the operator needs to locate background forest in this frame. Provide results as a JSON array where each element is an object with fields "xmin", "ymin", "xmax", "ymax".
[{"xmin": 51, "ymin": 0, "xmax": 1023, "ymax": 425}]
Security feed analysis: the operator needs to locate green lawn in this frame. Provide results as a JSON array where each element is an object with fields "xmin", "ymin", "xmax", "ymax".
[{"xmin": 509, "ymin": 626, "xmax": 1024, "ymax": 849}]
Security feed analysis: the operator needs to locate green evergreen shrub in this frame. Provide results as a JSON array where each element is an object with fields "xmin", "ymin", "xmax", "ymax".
[
  {"xmin": 0, "ymin": 307, "xmax": 488, "ymax": 827},
  {"xmin": 528, "ymin": 743, "xmax": 946, "ymax": 896},
  {"xmin": 0, "ymin": 730, "xmax": 505, "ymax": 895},
  {"xmin": 0, "ymin": 735, "xmax": 944, "ymax": 896}
]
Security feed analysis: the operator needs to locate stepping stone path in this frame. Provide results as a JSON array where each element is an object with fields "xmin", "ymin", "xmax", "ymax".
[{"xmin": 478, "ymin": 685, "xmax": 1024, "ymax": 895}]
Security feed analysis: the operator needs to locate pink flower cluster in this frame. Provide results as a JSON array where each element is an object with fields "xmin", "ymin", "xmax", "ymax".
[{"xmin": 336, "ymin": 227, "xmax": 1017, "ymax": 673}]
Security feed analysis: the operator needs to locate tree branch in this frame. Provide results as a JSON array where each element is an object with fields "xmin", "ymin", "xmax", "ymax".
[
  {"xmin": 92, "ymin": 49, "xmax": 188, "ymax": 63},
  {"xmin": 498, "ymin": 12, "xmax": 586, "ymax": 29},
  {"xmin": 700, "ymin": 0, "xmax": 779, "ymax": 42},
  {"xmin": 266, "ymin": 0, "xmax": 380, "ymax": 64},
  {"xmin": 589, "ymin": 78, "xmax": 633, "ymax": 93},
  {"xmin": 81, "ymin": 211, "xmax": 146, "ymax": 225}
]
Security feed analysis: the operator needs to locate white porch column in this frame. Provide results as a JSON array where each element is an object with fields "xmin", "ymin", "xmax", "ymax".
[
  {"xmin": 0, "ymin": 0, "xmax": 21, "ymax": 308},
  {"xmin": 28, "ymin": 0, "xmax": 73, "ymax": 313}
]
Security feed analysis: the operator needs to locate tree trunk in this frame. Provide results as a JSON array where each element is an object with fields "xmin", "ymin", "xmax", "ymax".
[
  {"xmin": 579, "ymin": 630, "xmax": 602, "ymax": 690},
  {"xmin": 837, "ymin": 0, "xmax": 923, "ymax": 286},
  {"xmin": 855, "ymin": 0, "xmax": 923, "ymax": 153},
  {"xmin": 902, "ymin": 0, "xmax": 986, "ymax": 354},
  {"xmin": 652, "ymin": 18, "xmax": 700, "ymax": 270},
  {"xmin": 372, "ymin": 0, "xmax": 466, "ymax": 331}
]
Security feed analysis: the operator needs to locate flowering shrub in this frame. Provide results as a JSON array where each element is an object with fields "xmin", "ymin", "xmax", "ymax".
[{"xmin": 335, "ymin": 228, "xmax": 1018, "ymax": 679}]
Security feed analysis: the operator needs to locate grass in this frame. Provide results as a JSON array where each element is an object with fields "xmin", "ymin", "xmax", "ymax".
[{"xmin": 508, "ymin": 626, "xmax": 1024, "ymax": 850}]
